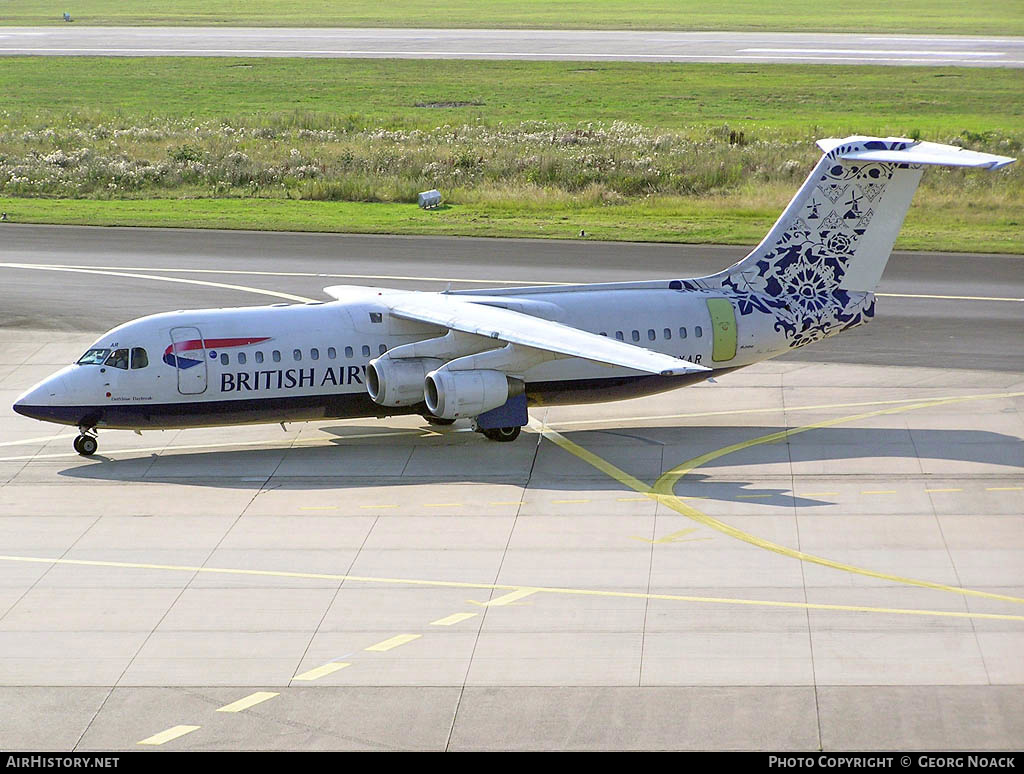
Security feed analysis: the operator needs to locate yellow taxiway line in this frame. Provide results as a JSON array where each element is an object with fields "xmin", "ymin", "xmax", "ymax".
[
  {"xmin": 1, "ymin": 553, "xmax": 1022, "ymax": 622},
  {"xmin": 533, "ymin": 389, "xmax": 1024, "ymax": 607},
  {"xmin": 475, "ymin": 588, "xmax": 539, "ymax": 607},
  {"xmin": 216, "ymin": 692, "xmax": 279, "ymax": 713},
  {"xmin": 137, "ymin": 725, "xmax": 201, "ymax": 746},
  {"xmin": 365, "ymin": 634, "xmax": 422, "ymax": 652},
  {"xmin": 292, "ymin": 662, "xmax": 350, "ymax": 681}
]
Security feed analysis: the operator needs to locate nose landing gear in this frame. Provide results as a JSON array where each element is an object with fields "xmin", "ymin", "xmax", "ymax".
[{"xmin": 73, "ymin": 428, "xmax": 98, "ymax": 456}]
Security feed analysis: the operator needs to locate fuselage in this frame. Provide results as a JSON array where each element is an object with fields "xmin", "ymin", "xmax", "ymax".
[{"xmin": 13, "ymin": 281, "xmax": 812, "ymax": 431}]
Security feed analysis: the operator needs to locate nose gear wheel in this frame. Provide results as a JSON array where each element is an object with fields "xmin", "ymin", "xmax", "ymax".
[{"xmin": 73, "ymin": 430, "xmax": 98, "ymax": 456}]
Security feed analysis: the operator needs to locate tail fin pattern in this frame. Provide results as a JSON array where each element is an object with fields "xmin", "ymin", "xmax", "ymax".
[{"xmin": 679, "ymin": 136, "xmax": 1014, "ymax": 349}]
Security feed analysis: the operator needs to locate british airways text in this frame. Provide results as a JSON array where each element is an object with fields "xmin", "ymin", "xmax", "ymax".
[{"xmin": 220, "ymin": 366, "xmax": 367, "ymax": 392}]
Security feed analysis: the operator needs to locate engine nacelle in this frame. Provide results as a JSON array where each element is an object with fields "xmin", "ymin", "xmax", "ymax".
[
  {"xmin": 424, "ymin": 369, "xmax": 523, "ymax": 420},
  {"xmin": 366, "ymin": 356, "xmax": 442, "ymax": 406}
]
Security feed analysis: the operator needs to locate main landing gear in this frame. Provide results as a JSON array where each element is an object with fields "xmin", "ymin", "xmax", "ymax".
[
  {"xmin": 482, "ymin": 426, "xmax": 521, "ymax": 442},
  {"xmin": 73, "ymin": 428, "xmax": 98, "ymax": 457},
  {"xmin": 424, "ymin": 414, "xmax": 520, "ymax": 441},
  {"xmin": 477, "ymin": 425, "xmax": 521, "ymax": 443}
]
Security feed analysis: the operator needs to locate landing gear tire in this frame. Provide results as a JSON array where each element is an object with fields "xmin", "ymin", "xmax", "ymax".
[
  {"xmin": 73, "ymin": 435, "xmax": 98, "ymax": 456},
  {"xmin": 424, "ymin": 415, "xmax": 456, "ymax": 426},
  {"xmin": 481, "ymin": 426, "xmax": 521, "ymax": 443}
]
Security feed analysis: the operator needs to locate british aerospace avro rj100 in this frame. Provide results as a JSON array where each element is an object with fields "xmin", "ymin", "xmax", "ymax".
[{"xmin": 13, "ymin": 137, "xmax": 1015, "ymax": 456}]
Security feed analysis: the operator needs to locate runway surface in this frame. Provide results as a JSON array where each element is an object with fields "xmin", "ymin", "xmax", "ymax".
[
  {"xmin": 1, "ymin": 27, "xmax": 1022, "ymax": 66},
  {"xmin": 2, "ymin": 225, "xmax": 1021, "ymax": 371},
  {"xmin": 1, "ymin": 226, "xmax": 1022, "ymax": 750}
]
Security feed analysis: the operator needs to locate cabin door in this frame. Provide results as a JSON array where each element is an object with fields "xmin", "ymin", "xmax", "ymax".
[
  {"xmin": 169, "ymin": 326, "xmax": 208, "ymax": 395},
  {"xmin": 706, "ymin": 299, "xmax": 737, "ymax": 362}
]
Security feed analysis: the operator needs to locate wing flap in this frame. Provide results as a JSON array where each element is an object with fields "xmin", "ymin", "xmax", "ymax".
[{"xmin": 383, "ymin": 294, "xmax": 708, "ymax": 376}]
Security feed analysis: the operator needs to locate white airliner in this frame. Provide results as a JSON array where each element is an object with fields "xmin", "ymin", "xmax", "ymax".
[{"xmin": 13, "ymin": 136, "xmax": 1015, "ymax": 455}]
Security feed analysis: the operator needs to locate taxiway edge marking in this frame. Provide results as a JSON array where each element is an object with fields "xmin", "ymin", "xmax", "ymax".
[{"xmin": 2, "ymin": 554, "xmax": 1022, "ymax": 621}]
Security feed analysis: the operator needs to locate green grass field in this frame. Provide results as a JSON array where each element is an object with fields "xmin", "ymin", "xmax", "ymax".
[
  {"xmin": 1, "ymin": 57, "xmax": 1021, "ymax": 252},
  {"xmin": 4, "ymin": 58, "xmax": 1020, "ymax": 136},
  {"xmin": 1, "ymin": 192, "xmax": 1019, "ymax": 254},
  {"xmin": 4, "ymin": 0, "xmax": 1023, "ymax": 36}
]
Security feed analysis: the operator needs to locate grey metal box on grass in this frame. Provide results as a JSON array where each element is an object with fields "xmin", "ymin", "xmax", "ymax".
[{"xmin": 418, "ymin": 189, "xmax": 442, "ymax": 209}]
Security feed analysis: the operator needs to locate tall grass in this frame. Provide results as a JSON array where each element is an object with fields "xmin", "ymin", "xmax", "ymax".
[{"xmin": 1, "ymin": 113, "xmax": 1020, "ymax": 210}]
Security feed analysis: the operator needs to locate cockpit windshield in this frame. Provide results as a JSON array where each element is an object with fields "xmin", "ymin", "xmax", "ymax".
[
  {"xmin": 104, "ymin": 349, "xmax": 130, "ymax": 370},
  {"xmin": 77, "ymin": 348, "xmax": 110, "ymax": 365}
]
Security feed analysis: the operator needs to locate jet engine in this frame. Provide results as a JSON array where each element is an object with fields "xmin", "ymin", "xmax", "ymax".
[
  {"xmin": 424, "ymin": 369, "xmax": 525, "ymax": 420},
  {"xmin": 367, "ymin": 356, "xmax": 442, "ymax": 407}
]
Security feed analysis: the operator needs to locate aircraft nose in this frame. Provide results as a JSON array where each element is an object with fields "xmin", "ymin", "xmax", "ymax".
[{"xmin": 13, "ymin": 376, "xmax": 66, "ymax": 419}]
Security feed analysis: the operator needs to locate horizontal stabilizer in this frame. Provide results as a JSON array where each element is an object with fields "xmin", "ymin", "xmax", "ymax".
[{"xmin": 817, "ymin": 137, "xmax": 1016, "ymax": 170}]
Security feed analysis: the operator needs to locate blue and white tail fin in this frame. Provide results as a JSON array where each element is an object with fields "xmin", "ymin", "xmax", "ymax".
[
  {"xmin": 678, "ymin": 136, "xmax": 1014, "ymax": 348},
  {"xmin": 709, "ymin": 136, "xmax": 1014, "ymax": 297}
]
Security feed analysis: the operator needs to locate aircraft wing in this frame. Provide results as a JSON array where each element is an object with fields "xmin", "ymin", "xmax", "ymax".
[{"xmin": 365, "ymin": 292, "xmax": 708, "ymax": 376}]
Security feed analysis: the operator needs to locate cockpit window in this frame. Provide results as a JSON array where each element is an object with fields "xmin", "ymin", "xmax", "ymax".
[
  {"xmin": 131, "ymin": 347, "xmax": 149, "ymax": 369},
  {"xmin": 77, "ymin": 348, "xmax": 110, "ymax": 365},
  {"xmin": 104, "ymin": 348, "xmax": 129, "ymax": 370}
]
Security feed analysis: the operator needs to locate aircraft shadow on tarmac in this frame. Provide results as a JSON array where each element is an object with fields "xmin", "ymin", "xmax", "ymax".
[{"xmin": 56, "ymin": 425, "xmax": 1023, "ymax": 509}]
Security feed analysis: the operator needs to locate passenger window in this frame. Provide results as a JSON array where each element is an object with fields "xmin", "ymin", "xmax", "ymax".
[
  {"xmin": 327, "ymin": 347, "xmax": 336, "ymax": 359},
  {"xmin": 664, "ymin": 328, "xmax": 672, "ymax": 340},
  {"xmin": 220, "ymin": 353, "xmax": 229, "ymax": 366},
  {"xmin": 293, "ymin": 349, "xmax": 302, "ymax": 362},
  {"xmin": 369, "ymin": 312, "xmax": 383, "ymax": 323},
  {"xmin": 272, "ymin": 350, "xmax": 281, "ymax": 363},
  {"xmin": 238, "ymin": 352, "xmax": 247, "ymax": 365},
  {"xmin": 104, "ymin": 348, "xmax": 129, "ymax": 370},
  {"xmin": 615, "ymin": 331, "xmax": 624, "ymax": 341},
  {"xmin": 379, "ymin": 344, "xmax": 387, "ymax": 355},
  {"xmin": 361, "ymin": 345, "xmax": 371, "ymax": 357},
  {"xmin": 345, "ymin": 346, "xmax": 354, "ymax": 358},
  {"xmin": 311, "ymin": 348, "xmax": 319, "ymax": 361},
  {"xmin": 679, "ymin": 327, "xmax": 687, "ymax": 339},
  {"xmin": 130, "ymin": 347, "xmax": 148, "ymax": 369},
  {"xmin": 631, "ymin": 330, "xmax": 640, "ymax": 342},
  {"xmin": 648, "ymin": 329, "xmax": 656, "ymax": 341},
  {"xmin": 255, "ymin": 351, "xmax": 264, "ymax": 364},
  {"xmin": 695, "ymin": 326, "xmax": 703, "ymax": 338}
]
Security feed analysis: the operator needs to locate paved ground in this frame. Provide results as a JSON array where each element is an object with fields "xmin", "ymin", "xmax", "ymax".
[
  {"xmin": 1, "ymin": 27, "xmax": 1022, "ymax": 66},
  {"xmin": 0, "ymin": 228, "xmax": 1022, "ymax": 750}
]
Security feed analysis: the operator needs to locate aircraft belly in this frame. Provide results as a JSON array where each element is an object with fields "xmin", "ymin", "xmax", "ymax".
[
  {"xmin": 19, "ymin": 392, "xmax": 399, "ymax": 430},
  {"xmin": 526, "ymin": 369, "xmax": 731, "ymax": 407}
]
